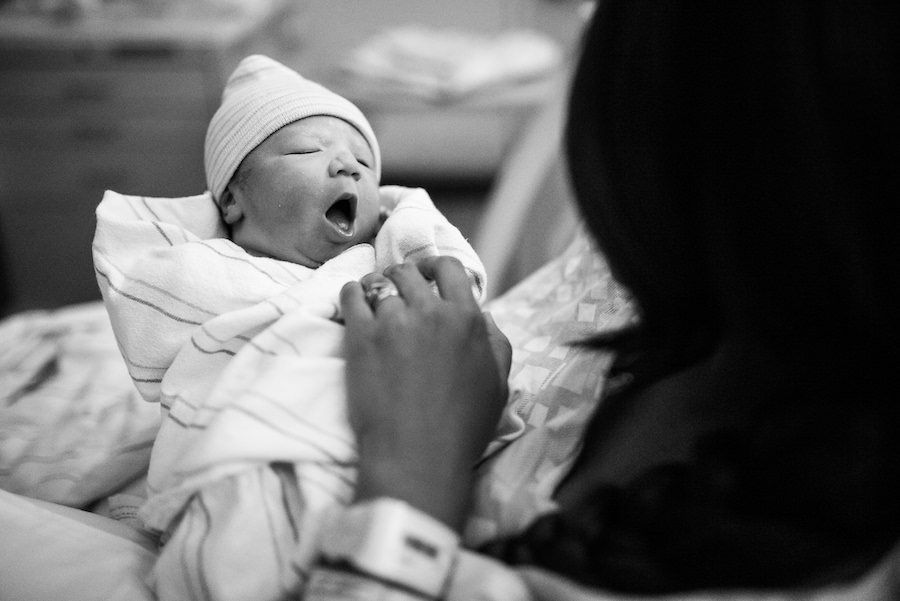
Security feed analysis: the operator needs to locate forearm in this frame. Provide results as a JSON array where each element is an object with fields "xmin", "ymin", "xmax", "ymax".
[{"xmin": 316, "ymin": 257, "xmax": 517, "ymax": 600}]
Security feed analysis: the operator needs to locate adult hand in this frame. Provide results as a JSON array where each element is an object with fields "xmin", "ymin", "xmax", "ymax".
[
  {"xmin": 483, "ymin": 310, "xmax": 513, "ymax": 393},
  {"xmin": 340, "ymin": 256, "xmax": 510, "ymax": 530}
]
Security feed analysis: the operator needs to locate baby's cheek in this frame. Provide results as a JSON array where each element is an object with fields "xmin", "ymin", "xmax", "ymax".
[
  {"xmin": 360, "ymin": 198, "xmax": 384, "ymax": 239},
  {"xmin": 361, "ymin": 216, "xmax": 382, "ymax": 245}
]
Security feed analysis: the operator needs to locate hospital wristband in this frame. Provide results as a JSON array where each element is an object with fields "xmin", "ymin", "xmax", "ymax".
[{"xmin": 315, "ymin": 498, "xmax": 460, "ymax": 599}]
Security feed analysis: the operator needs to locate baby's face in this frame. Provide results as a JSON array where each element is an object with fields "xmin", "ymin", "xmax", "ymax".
[{"xmin": 225, "ymin": 115, "xmax": 380, "ymax": 267}]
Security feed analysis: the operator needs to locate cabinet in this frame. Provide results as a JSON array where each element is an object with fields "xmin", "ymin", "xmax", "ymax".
[{"xmin": 0, "ymin": 1, "xmax": 289, "ymax": 313}]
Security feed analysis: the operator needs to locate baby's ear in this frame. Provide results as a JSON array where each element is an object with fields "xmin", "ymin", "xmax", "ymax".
[{"xmin": 219, "ymin": 187, "xmax": 244, "ymax": 225}]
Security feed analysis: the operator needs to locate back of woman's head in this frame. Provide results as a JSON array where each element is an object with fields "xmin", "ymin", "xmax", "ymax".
[{"xmin": 567, "ymin": 2, "xmax": 900, "ymax": 374}]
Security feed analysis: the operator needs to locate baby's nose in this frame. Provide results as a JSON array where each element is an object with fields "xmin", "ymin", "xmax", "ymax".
[{"xmin": 329, "ymin": 154, "xmax": 361, "ymax": 180}]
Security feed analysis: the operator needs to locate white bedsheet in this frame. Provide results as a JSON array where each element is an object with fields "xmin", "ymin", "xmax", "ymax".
[
  {"xmin": 0, "ymin": 488, "xmax": 156, "ymax": 601},
  {"xmin": 0, "ymin": 302, "xmax": 158, "ymax": 507}
]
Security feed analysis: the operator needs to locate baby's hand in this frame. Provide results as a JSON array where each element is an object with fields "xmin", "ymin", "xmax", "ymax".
[
  {"xmin": 378, "ymin": 185, "xmax": 431, "ymax": 215},
  {"xmin": 378, "ymin": 185, "xmax": 407, "ymax": 214}
]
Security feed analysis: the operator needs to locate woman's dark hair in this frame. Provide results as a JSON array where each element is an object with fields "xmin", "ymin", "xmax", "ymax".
[
  {"xmin": 571, "ymin": 1, "xmax": 900, "ymax": 380},
  {"xmin": 484, "ymin": 2, "xmax": 900, "ymax": 592}
]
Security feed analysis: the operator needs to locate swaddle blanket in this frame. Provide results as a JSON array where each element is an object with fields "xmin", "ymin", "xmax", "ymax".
[{"xmin": 92, "ymin": 185, "xmax": 488, "ymax": 601}]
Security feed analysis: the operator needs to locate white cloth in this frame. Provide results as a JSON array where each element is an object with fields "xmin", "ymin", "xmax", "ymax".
[
  {"xmin": 92, "ymin": 185, "xmax": 488, "ymax": 601},
  {"xmin": 341, "ymin": 26, "xmax": 563, "ymax": 101},
  {"xmin": 0, "ymin": 301, "xmax": 157, "ymax": 507},
  {"xmin": 0, "ymin": 488, "xmax": 157, "ymax": 601}
]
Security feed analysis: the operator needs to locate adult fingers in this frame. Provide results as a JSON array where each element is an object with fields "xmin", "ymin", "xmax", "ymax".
[
  {"xmin": 416, "ymin": 256, "xmax": 479, "ymax": 306},
  {"xmin": 484, "ymin": 311, "xmax": 512, "ymax": 379},
  {"xmin": 339, "ymin": 281, "xmax": 375, "ymax": 327},
  {"xmin": 383, "ymin": 261, "xmax": 436, "ymax": 307},
  {"xmin": 361, "ymin": 272, "xmax": 407, "ymax": 314},
  {"xmin": 360, "ymin": 272, "xmax": 383, "ymax": 290}
]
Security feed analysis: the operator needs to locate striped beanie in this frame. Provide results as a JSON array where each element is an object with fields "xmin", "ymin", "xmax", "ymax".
[{"xmin": 204, "ymin": 54, "xmax": 381, "ymax": 204}]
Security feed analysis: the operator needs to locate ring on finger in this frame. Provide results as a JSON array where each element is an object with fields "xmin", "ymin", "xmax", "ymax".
[{"xmin": 364, "ymin": 280, "xmax": 402, "ymax": 310}]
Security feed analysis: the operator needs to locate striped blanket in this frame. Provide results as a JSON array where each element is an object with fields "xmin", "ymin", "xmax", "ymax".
[{"xmin": 92, "ymin": 186, "xmax": 487, "ymax": 601}]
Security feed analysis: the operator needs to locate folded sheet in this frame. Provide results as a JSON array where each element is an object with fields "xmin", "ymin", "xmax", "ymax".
[{"xmin": 341, "ymin": 25, "xmax": 563, "ymax": 102}]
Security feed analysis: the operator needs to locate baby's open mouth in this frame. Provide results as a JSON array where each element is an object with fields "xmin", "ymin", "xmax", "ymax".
[{"xmin": 325, "ymin": 193, "xmax": 357, "ymax": 235}]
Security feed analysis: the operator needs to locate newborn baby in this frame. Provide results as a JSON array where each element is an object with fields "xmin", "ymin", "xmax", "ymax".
[{"xmin": 93, "ymin": 54, "xmax": 495, "ymax": 601}]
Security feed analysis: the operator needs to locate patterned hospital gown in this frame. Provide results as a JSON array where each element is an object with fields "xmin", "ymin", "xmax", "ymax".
[{"xmin": 465, "ymin": 224, "xmax": 634, "ymax": 546}]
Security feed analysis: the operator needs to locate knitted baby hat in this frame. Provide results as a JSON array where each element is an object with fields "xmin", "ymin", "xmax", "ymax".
[{"xmin": 204, "ymin": 54, "xmax": 381, "ymax": 203}]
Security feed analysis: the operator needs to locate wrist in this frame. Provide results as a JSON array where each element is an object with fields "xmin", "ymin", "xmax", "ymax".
[{"xmin": 355, "ymin": 452, "xmax": 473, "ymax": 531}]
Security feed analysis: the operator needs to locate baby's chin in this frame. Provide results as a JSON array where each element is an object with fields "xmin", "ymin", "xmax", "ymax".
[
  {"xmin": 242, "ymin": 231, "xmax": 376, "ymax": 268},
  {"xmin": 295, "ymin": 240, "xmax": 373, "ymax": 268},
  {"xmin": 241, "ymin": 244, "xmax": 320, "ymax": 268}
]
